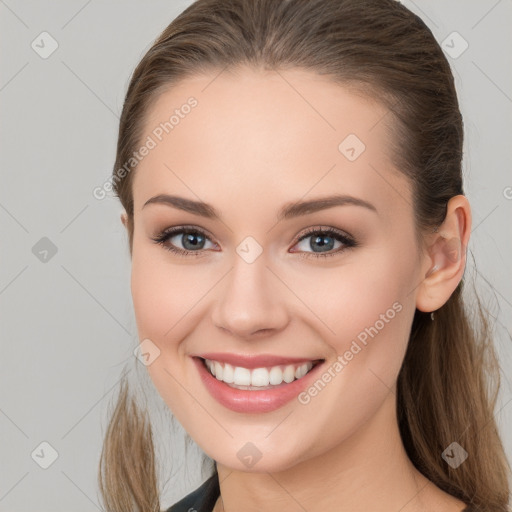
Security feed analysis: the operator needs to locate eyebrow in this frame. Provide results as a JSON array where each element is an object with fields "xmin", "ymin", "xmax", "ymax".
[{"xmin": 142, "ymin": 193, "xmax": 377, "ymax": 220}]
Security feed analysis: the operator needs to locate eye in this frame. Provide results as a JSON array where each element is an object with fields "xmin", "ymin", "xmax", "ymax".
[
  {"xmin": 151, "ymin": 226, "xmax": 217, "ymax": 257},
  {"xmin": 151, "ymin": 225, "xmax": 357, "ymax": 259},
  {"xmin": 290, "ymin": 226, "xmax": 357, "ymax": 259}
]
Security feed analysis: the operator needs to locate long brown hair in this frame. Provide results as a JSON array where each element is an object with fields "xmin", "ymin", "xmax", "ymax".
[{"xmin": 99, "ymin": 0, "xmax": 511, "ymax": 510}]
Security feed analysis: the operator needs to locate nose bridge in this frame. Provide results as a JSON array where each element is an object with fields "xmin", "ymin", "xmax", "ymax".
[{"xmin": 211, "ymin": 241, "xmax": 289, "ymax": 337}]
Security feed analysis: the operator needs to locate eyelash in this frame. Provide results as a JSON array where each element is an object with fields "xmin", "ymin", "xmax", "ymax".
[{"xmin": 150, "ymin": 225, "xmax": 357, "ymax": 259}]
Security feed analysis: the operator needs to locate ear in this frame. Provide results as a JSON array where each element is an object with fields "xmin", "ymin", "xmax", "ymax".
[
  {"xmin": 416, "ymin": 195, "xmax": 472, "ymax": 313},
  {"xmin": 120, "ymin": 211, "xmax": 128, "ymax": 228}
]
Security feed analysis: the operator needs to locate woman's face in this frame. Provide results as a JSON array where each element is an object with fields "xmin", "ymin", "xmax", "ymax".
[{"xmin": 128, "ymin": 67, "xmax": 428, "ymax": 472}]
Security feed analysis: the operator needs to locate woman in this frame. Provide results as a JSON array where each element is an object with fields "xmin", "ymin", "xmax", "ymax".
[{"xmin": 98, "ymin": 0, "xmax": 511, "ymax": 510}]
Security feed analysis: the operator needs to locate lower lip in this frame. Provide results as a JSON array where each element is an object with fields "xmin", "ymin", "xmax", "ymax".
[{"xmin": 192, "ymin": 357, "xmax": 324, "ymax": 413}]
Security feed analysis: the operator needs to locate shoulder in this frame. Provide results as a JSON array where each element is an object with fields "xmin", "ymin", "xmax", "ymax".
[{"xmin": 164, "ymin": 472, "xmax": 220, "ymax": 512}]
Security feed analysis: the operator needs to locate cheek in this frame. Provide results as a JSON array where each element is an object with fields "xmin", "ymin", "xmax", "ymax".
[
  {"xmin": 130, "ymin": 245, "xmax": 204, "ymax": 340},
  {"xmin": 130, "ymin": 255, "xmax": 172, "ymax": 340},
  {"xmin": 299, "ymin": 248, "xmax": 415, "ymax": 343}
]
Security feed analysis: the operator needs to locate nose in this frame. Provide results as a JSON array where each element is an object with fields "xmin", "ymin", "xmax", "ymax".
[{"xmin": 211, "ymin": 252, "xmax": 290, "ymax": 339}]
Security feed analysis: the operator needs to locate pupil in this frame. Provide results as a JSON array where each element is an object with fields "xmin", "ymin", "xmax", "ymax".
[
  {"xmin": 183, "ymin": 232, "xmax": 205, "ymax": 250},
  {"xmin": 312, "ymin": 235, "xmax": 333, "ymax": 252}
]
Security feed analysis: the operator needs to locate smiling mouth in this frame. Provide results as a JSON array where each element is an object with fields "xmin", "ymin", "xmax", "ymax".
[{"xmin": 199, "ymin": 357, "xmax": 324, "ymax": 390}]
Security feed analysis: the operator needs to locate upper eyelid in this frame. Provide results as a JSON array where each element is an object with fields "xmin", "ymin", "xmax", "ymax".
[
  {"xmin": 161, "ymin": 225, "xmax": 216, "ymax": 243},
  {"xmin": 296, "ymin": 225, "xmax": 353, "ymax": 240}
]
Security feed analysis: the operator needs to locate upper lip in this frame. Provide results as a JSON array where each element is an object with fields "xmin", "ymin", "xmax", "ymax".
[{"xmin": 193, "ymin": 353, "xmax": 324, "ymax": 369}]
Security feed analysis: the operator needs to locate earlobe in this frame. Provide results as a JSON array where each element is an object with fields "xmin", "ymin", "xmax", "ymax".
[
  {"xmin": 416, "ymin": 195, "xmax": 471, "ymax": 313},
  {"xmin": 121, "ymin": 212, "xmax": 128, "ymax": 228}
]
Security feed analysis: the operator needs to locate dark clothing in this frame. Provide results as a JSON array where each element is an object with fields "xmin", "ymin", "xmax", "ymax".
[
  {"xmin": 165, "ymin": 473, "xmax": 220, "ymax": 512},
  {"xmin": 164, "ymin": 471, "xmax": 476, "ymax": 512}
]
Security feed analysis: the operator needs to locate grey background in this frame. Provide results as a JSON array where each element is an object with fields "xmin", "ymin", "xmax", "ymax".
[{"xmin": 1, "ymin": 1, "xmax": 511, "ymax": 510}]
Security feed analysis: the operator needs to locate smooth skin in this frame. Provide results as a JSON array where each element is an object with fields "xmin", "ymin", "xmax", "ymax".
[{"xmin": 121, "ymin": 67, "xmax": 471, "ymax": 512}]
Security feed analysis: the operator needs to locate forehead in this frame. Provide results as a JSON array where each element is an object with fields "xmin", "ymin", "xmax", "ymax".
[{"xmin": 132, "ymin": 67, "xmax": 412, "ymax": 222}]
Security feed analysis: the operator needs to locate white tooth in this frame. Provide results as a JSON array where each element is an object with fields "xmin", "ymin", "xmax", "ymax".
[
  {"xmin": 205, "ymin": 358, "xmax": 316, "ymax": 386},
  {"xmin": 295, "ymin": 363, "xmax": 308, "ymax": 379},
  {"xmin": 222, "ymin": 363, "xmax": 234, "ymax": 383},
  {"xmin": 283, "ymin": 365, "xmax": 296, "ymax": 383},
  {"xmin": 233, "ymin": 366, "xmax": 251, "ymax": 386},
  {"xmin": 214, "ymin": 361, "xmax": 223, "ymax": 381},
  {"xmin": 251, "ymin": 368, "xmax": 270, "ymax": 386},
  {"xmin": 269, "ymin": 366, "xmax": 284, "ymax": 385}
]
